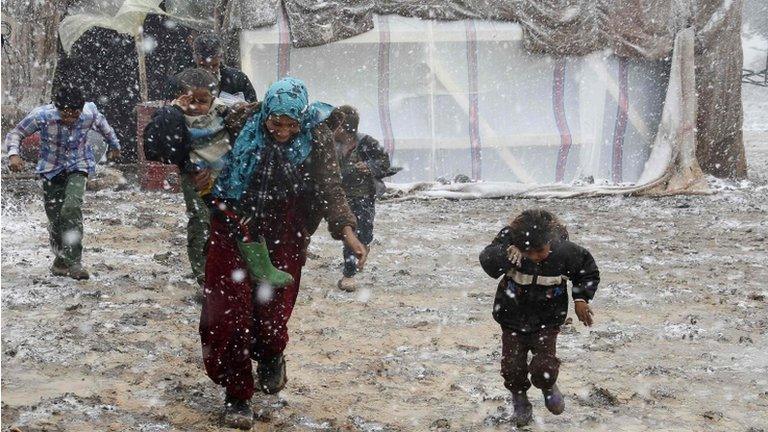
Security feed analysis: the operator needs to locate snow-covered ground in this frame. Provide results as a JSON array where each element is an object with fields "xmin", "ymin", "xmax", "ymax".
[{"xmin": 2, "ymin": 90, "xmax": 768, "ymax": 432}]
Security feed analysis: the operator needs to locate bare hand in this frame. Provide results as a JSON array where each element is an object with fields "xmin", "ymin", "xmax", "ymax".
[
  {"xmin": 8, "ymin": 155, "xmax": 24, "ymax": 172},
  {"xmin": 575, "ymin": 301, "xmax": 594, "ymax": 326},
  {"xmin": 354, "ymin": 161, "xmax": 371, "ymax": 175},
  {"xmin": 506, "ymin": 245, "xmax": 522, "ymax": 267},
  {"xmin": 107, "ymin": 148, "xmax": 121, "ymax": 163},
  {"xmin": 192, "ymin": 169, "xmax": 212, "ymax": 192},
  {"xmin": 175, "ymin": 94, "xmax": 193, "ymax": 111},
  {"xmin": 341, "ymin": 226, "xmax": 368, "ymax": 270}
]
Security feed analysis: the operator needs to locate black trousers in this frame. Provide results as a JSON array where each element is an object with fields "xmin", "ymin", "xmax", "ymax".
[
  {"xmin": 500, "ymin": 326, "xmax": 561, "ymax": 393},
  {"xmin": 342, "ymin": 196, "xmax": 375, "ymax": 277}
]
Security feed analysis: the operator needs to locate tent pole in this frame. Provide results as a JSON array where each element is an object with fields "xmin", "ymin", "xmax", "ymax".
[
  {"xmin": 427, "ymin": 20, "xmax": 437, "ymax": 180},
  {"xmin": 429, "ymin": 55, "xmax": 535, "ymax": 183},
  {"xmin": 135, "ymin": 30, "xmax": 149, "ymax": 102}
]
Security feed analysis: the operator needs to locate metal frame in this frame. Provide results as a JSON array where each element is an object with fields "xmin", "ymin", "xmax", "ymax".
[{"xmin": 742, "ymin": 51, "xmax": 768, "ymax": 87}]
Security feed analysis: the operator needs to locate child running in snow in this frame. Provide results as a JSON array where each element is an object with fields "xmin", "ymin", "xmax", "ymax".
[
  {"xmin": 332, "ymin": 105, "xmax": 393, "ymax": 292},
  {"xmin": 479, "ymin": 209, "xmax": 599, "ymax": 427},
  {"xmin": 4, "ymin": 85, "xmax": 121, "ymax": 280}
]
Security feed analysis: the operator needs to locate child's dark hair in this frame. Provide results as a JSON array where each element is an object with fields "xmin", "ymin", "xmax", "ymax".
[
  {"xmin": 53, "ymin": 85, "xmax": 85, "ymax": 110},
  {"xmin": 508, "ymin": 209, "xmax": 568, "ymax": 251},
  {"xmin": 193, "ymin": 33, "xmax": 223, "ymax": 60},
  {"xmin": 325, "ymin": 107, "xmax": 346, "ymax": 132},
  {"xmin": 336, "ymin": 105, "xmax": 359, "ymax": 133},
  {"xmin": 174, "ymin": 68, "xmax": 218, "ymax": 95}
]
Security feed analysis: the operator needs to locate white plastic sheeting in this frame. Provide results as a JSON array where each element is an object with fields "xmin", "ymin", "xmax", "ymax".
[
  {"xmin": 241, "ymin": 15, "xmax": 697, "ymax": 195},
  {"xmin": 58, "ymin": 0, "xmax": 211, "ymax": 54},
  {"xmin": 390, "ymin": 27, "xmax": 708, "ymax": 198}
]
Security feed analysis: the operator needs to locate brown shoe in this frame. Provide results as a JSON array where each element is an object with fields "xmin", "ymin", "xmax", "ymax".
[
  {"xmin": 337, "ymin": 276, "xmax": 356, "ymax": 292},
  {"xmin": 67, "ymin": 264, "xmax": 90, "ymax": 280},
  {"xmin": 50, "ymin": 257, "xmax": 69, "ymax": 277}
]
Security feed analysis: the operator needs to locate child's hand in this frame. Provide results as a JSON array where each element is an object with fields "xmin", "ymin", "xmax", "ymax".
[
  {"xmin": 107, "ymin": 148, "xmax": 121, "ymax": 164},
  {"xmin": 574, "ymin": 300, "xmax": 593, "ymax": 326},
  {"xmin": 192, "ymin": 168, "xmax": 213, "ymax": 192},
  {"xmin": 8, "ymin": 155, "xmax": 24, "ymax": 172},
  {"xmin": 175, "ymin": 94, "xmax": 193, "ymax": 111},
  {"xmin": 506, "ymin": 245, "xmax": 522, "ymax": 267},
  {"xmin": 354, "ymin": 161, "xmax": 371, "ymax": 174}
]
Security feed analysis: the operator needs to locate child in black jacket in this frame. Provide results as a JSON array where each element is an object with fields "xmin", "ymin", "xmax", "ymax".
[{"xmin": 479, "ymin": 209, "xmax": 599, "ymax": 427}]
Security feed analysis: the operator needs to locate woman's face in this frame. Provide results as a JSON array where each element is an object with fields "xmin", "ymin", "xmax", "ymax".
[{"xmin": 266, "ymin": 115, "xmax": 301, "ymax": 143}]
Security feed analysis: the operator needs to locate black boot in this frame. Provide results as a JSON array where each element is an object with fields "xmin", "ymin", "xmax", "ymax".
[
  {"xmin": 223, "ymin": 396, "xmax": 253, "ymax": 430},
  {"xmin": 511, "ymin": 391, "xmax": 533, "ymax": 427},
  {"xmin": 542, "ymin": 384, "xmax": 565, "ymax": 415},
  {"xmin": 257, "ymin": 354, "xmax": 287, "ymax": 394}
]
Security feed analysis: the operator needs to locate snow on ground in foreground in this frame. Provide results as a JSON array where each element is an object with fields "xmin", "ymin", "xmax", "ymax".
[{"xmin": 2, "ymin": 92, "xmax": 768, "ymax": 431}]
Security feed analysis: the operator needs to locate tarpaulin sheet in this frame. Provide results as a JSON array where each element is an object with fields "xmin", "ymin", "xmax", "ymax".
[{"xmin": 242, "ymin": 18, "xmax": 706, "ymax": 196}]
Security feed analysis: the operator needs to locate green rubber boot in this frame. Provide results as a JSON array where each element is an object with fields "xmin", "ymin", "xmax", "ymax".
[{"xmin": 237, "ymin": 239, "xmax": 294, "ymax": 288}]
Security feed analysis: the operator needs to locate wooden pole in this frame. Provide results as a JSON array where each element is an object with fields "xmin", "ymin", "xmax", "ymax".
[{"xmin": 135, "ymin": 30, "xmax": 149, "ymax": 102}]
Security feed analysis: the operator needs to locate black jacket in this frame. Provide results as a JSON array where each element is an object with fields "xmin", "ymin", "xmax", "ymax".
[
  {"xmin": 479, "ymin": 227, "xmax": 599, "ymax": 332},
  {"xmin": 142, "ymin": 104, "xmax": 233, "ymax": 173},
  {"xmin": 143, "ymin": 105, "xmax": 191, "ymax": 170},
  {"xmin": 219, "ymin": 66, "xmax": 257, "ymax": 103},
  {"xmin": 338, "ymin": 134, "xmax": 392, "ymax": 198}
]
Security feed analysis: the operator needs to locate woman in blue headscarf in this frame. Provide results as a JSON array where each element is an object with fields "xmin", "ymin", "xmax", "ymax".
[{"xmin": 199, "ymin": 77, "xmax": 367, "ymax": 428}]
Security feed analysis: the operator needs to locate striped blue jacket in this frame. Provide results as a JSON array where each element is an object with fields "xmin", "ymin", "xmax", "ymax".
[{"xmin": 4, "ymin": 102, "xmax": 120, "ymax": 179}]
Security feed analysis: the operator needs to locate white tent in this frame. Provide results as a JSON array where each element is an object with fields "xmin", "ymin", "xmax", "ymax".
[{"xmin": 241, "ymin": 14, "xmax": 706, "ymax": 197}]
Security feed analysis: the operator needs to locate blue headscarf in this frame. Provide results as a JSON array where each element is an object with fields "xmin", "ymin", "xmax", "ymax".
[{"xmin": 213, "ymin": 77, "xmax": 334, "ymax": 201}]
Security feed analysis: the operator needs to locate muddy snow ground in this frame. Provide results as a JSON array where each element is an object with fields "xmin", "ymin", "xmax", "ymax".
[{"xmin": 2, "ymin": 89, "xmax": 768, "ymax": 432}]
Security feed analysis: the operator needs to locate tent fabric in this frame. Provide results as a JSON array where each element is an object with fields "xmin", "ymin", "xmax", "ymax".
[
  {"xmin": 59, "ymin": 0, "xmax": 165, "ymax": 54},
  {"xmin": 44, "ymin": 0, "xmax": 744, "ymax": 182},
  {"xmin": 58, "ymin": 0, "xmax": 212, "ymax": 54},
  {"xmin": 0, "ymin": 1, "xmax": 64, "ymax": 123},
  {"xmin": 384, "ymin": 28, "xmax": 708, "ymax": 198},
  {"xmin": 373, "ymin": 0, "xmax": 497, "ymax": 20},
  {"xmin": 241, "ymin": 18, "xmax": 705, "ymax": 196},
  {"xmin": 229, "ymin": 0, "xmax": 745, "ymax": 180},
  {"xmin": 283, "ymin": 0, "xmax": 374, "ymax": 48},
  {"xmin": 222, "ymin": 0, "xmax": 279, "ymax": 31},
  {"xmin": 692, "ymin": 0, "xmax": 747, "ymax": 178},
  {"xmin": 10, "ymin": 0, "xmax": 746, "ymax": 185}
]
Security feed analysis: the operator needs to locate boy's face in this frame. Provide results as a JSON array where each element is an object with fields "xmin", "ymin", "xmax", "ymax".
[
  {"xmin": 195, "ymin": 54, "xmax": 222, "ymax": 74},
  {"xmin": 522, "ymin": 244, "xmax": 551, "ymax": 263},
  {"xmin": 266, "ymin": 115, "xmax": 301, "ymax": 143},
  {"xmin": 59, "ymin": 108, "xmax": 82, "ymax": 127},
  {"xmin": 181, "ymin": 88, "xmax": 214, "ymax": 116}
]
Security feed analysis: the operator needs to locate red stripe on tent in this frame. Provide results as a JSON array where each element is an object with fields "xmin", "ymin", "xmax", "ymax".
[
  {"xmin": 377, "ymin": 15, "xmax": 395, "ymax": 156},
  {"xmin": 466, "ymin": 20, "xmax": 482, "ymax": 181},
  {"xmin": 553, "ymin": 59, "xmax": 572, "ymax": 183},
  {"xmin": 277, "ymin": 5, "xmax": 291, "ymax": 78},
  {"xmin": 612, "ymin": 58, "xmax": 629, "ymax": 183}
]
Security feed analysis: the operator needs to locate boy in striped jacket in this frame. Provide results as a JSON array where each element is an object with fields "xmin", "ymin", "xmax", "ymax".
[{"xmin": 5, "ymin": 86, "xmax": 120, "ymax": 279}]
